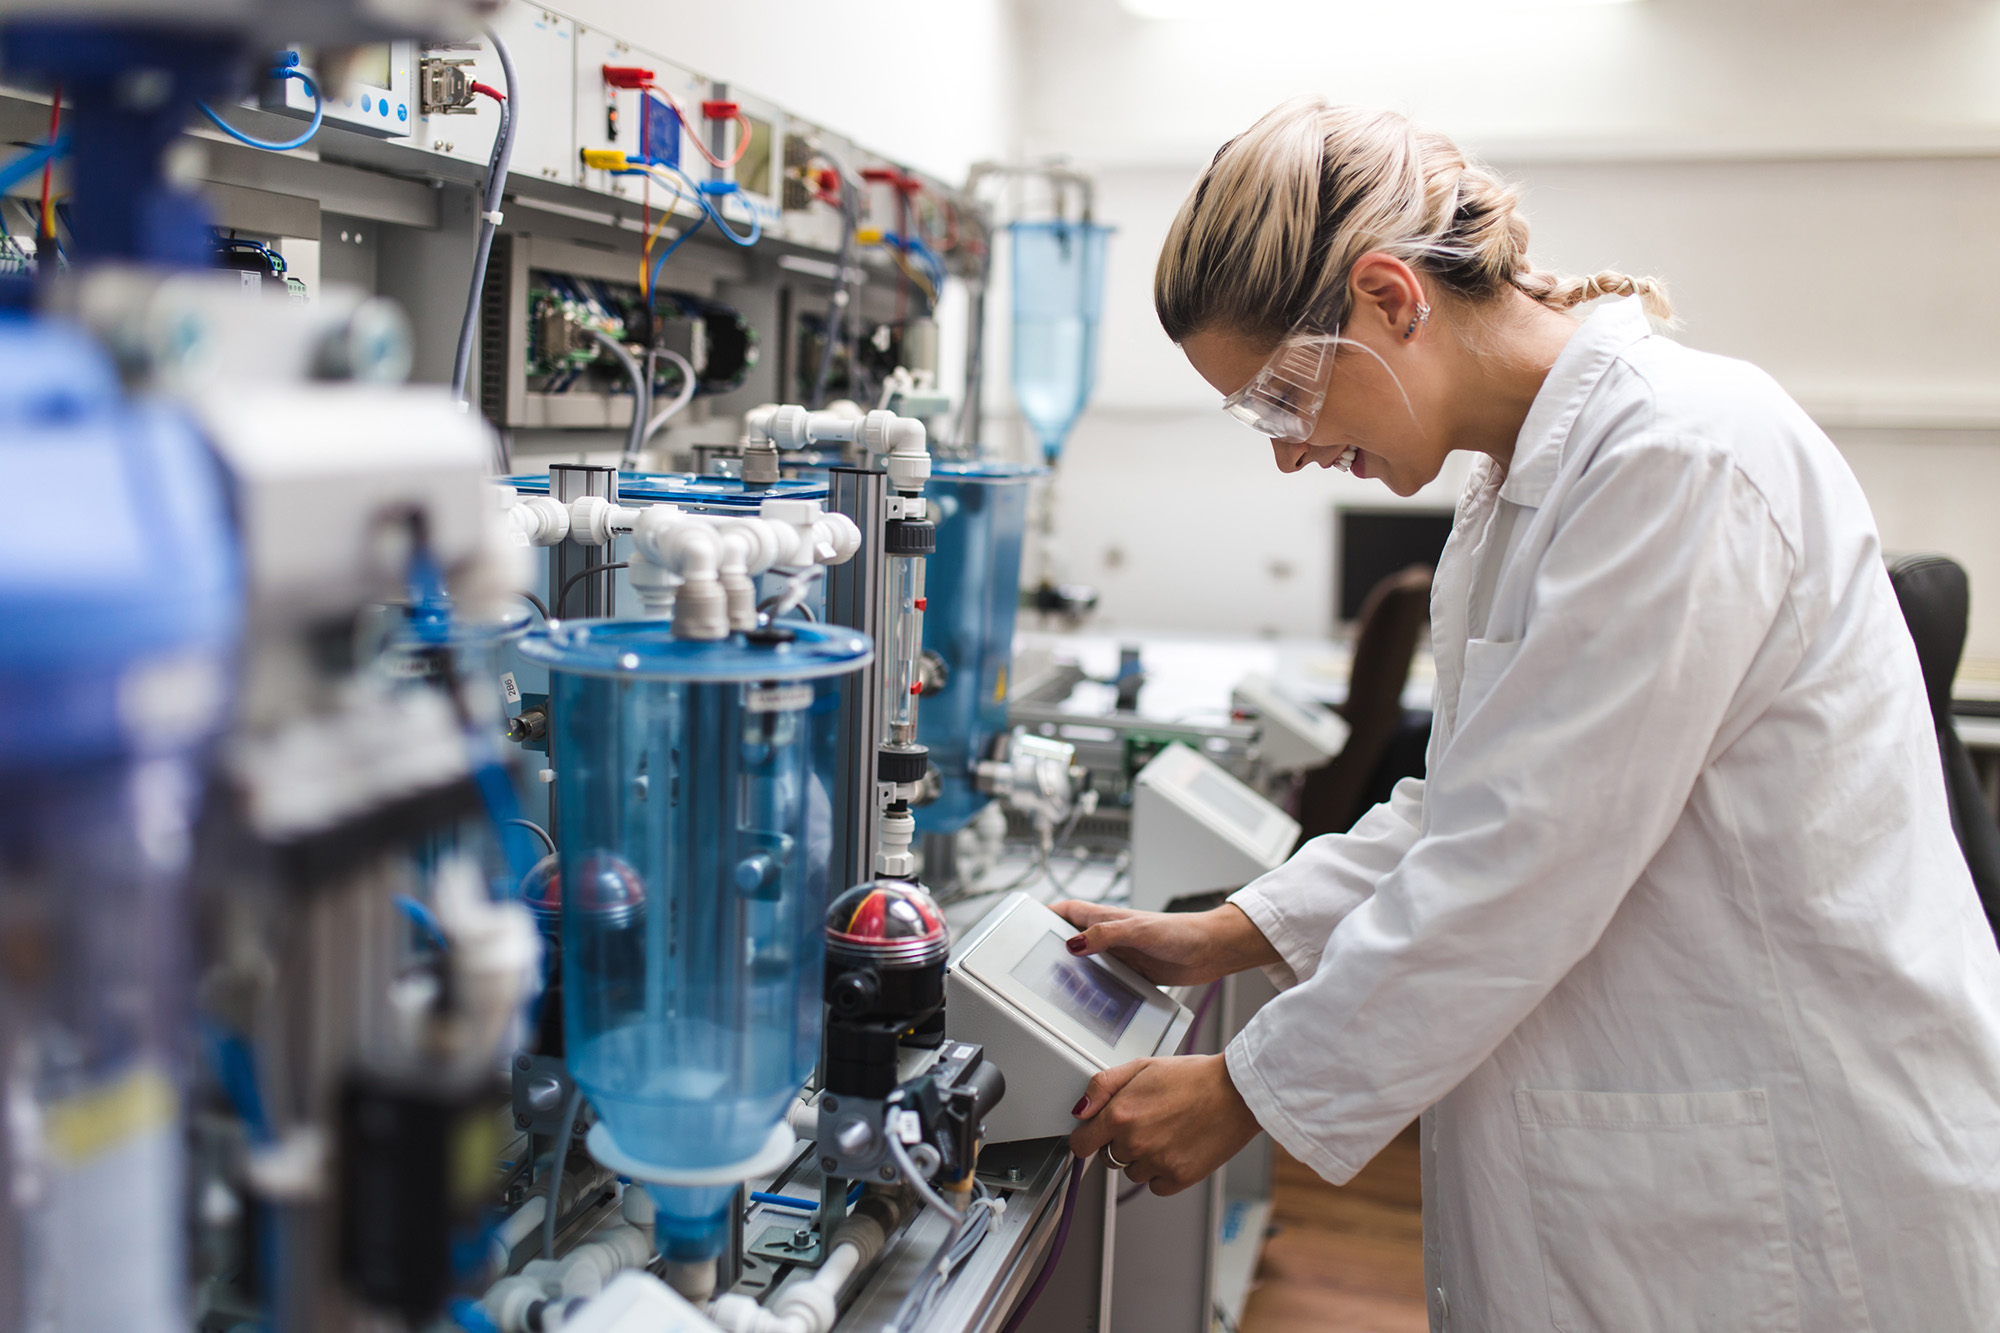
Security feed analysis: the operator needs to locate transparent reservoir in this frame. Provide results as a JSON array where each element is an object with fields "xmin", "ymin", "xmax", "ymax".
[
  {"xmin": 1010, "ymin": 221, "xmax": 1111, "ymax": 462},
  {"xmin": 915, "ymin": 463, "xmax": 1037, "ymax": 834},
  {"xmin": 516, "ymin": 620, "xmax": 869, "ymax": 1257}
]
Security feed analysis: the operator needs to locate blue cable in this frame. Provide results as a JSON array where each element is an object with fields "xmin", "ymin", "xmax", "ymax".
[
  {"xmin": 645, "ymin": 213, "xmax": 707, "ymax": 297},
  {"xmin": 0, "ymin": 137, "xmax": 66, "ymax": 198},
  {"xmin": 395, "ymin": 894, "xmax": 448, "ymax": 950},
  {"xmin": 202, "ymin": 1024, "xmax": 271, "ymax": 1144},
  {"xmin": 655, "ymin": 163, "xmax": 761, "ymax": 248},
  {"xmin": 750, "ymin": 1191, "xmax": 820, "ymax": 1212},
  {"xmin": 450, "ymin": 1298, "xmax": 501, "ymax": 1333},
  {"xmin": 200, "ymin": 61, "xmax": 323, "ymax": 153},
  {"xmin": 748, "ymin": 1181, "xmax": 867, "ymax": 1213}
]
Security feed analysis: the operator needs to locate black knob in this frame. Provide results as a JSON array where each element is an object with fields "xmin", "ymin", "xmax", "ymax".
[{"xmin": 830, "ymin": 971, "xmax": 880, "ymax": 1015}]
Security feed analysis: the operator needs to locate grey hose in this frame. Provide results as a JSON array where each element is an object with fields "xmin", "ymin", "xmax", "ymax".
[
  {"xmin": 949, "ymin": 236, "xmax": 992, "ymax": 449},
  {"xmin": 809, "ymin": 152, "xmax": 861, "ymax": 409},
  {"xmin": 584, "ymin": 327, "xmax": 650, "ymax": 471},
  {"xmin": 451, "ymin": 26, "xmax": 519, "ymax": 418},
  {"xmin": 640, "ymin": 348, "xmax": 698, "ymax": 449},
  {"xmin": 542, "ymin": 1084, "xmax": 587, "ymax": 1260}
]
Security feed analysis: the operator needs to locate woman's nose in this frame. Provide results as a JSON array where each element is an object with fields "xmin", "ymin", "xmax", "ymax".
[{"xmin": 1271, "ymin": 439, "xmax": 1309, "ymax": 473}]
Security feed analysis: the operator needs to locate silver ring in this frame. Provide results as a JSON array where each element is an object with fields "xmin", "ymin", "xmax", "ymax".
[{"xmin": 1103, "ymin": 1146, "xmax": 1131, "ymax": 1171}]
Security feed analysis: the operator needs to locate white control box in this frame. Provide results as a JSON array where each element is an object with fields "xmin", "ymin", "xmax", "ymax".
[
  {"xmin": 947, "ymin": 894, "xmax": 1192, "ymax": 1144},
  {"xmin": 1129, "ymin": 743, "xmax": 1299, "ymax": 913},
  {"xmin": 1232, "ymin": 672, "xmax": 1351, "ymax": 774}
]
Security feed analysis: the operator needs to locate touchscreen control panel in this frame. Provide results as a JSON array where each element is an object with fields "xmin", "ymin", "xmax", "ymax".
[{"xmin": 946, "ymin": 893, "xmax": 1193, "ymax": 1143}]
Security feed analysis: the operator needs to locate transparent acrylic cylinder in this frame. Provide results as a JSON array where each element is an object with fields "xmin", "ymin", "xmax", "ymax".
[
  {"xmin": 520, "ymin": 621, "xmax": 868, "ymax": 1258},
  {"xmin": 0, "ymin": 760, "xmax": 200, "ymax": 1333},
  {"xmin": 1010, "ymin": 221, "xmax": 1112, "ymax": 462},
  {"xmin": 914, "ymin": 464, "xmax": 1037, "ymax": 834},
  {"xmin": 884, "ymin": 555, "xmax": 926, "ymax": 749}
]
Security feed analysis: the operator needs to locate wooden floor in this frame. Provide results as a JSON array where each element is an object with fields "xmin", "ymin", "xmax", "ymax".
[{"xmin": 1239, "ymin": 1123, "xmax": 1428, "ymax": 1333}]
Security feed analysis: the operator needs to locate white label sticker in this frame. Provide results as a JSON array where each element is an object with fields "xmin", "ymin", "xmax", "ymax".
[
  {"xmin": 892, "ymin": 1109, "xmax": 923, "ymax": 1144},
  {"xmin": 501, "ymin": 672, "xmax": 521, "ymax": 705},
  {"xmin": 746, "ymin": 684, "xmax": 811, "ymax": 713}
]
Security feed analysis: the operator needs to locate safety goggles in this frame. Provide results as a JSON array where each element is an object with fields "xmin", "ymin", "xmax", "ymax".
[{"xmin": 1220, "ymin": 332, "xmax": 1340, "ymax": 442}]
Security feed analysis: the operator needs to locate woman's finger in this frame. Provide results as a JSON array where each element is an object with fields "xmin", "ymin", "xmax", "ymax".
[
  {"xmin": 1050, "ymin": 899, "xmax": 1133, "ymax": 930},
  {"xmin": 1067, "ymin": 1059, "xmax": 1151, "ymax": 1158},
  {"xmin": 1066, "ymin": 913, "xmax": 1153, "ymax": 959}
]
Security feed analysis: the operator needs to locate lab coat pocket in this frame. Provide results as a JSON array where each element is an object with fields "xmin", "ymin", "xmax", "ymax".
[
  {"xmin": 1455, "ymin": 635, "xmax": 1520, "ymax": 724},
  {"xmin": 1515, "ymin": 1088, "xmax": 1802, "ymax": 1333}
]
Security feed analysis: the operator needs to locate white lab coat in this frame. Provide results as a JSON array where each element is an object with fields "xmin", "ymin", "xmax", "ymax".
[{"xmin": 1225, "ymin": 296, "xmax": 2000, "ymax": 1332}]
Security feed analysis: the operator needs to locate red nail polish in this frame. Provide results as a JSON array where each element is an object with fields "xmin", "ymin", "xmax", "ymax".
[
  {"xmin": 1066, "ymin": 935, "xmax": 1088, "ymax": 955},
  {"xmin": 1072, "ymin": 1097, "xmax": 1089, "ymax": 1117}
]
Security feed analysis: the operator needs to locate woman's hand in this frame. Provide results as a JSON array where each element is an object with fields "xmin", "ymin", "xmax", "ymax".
[
  {"xmin": 1049, "ymin": 900, "xmax": 1280, "ymax": 987},
  {"xmin": 1068, "ymin": 1054, "xmax": 1261, "ymax": 1196}
]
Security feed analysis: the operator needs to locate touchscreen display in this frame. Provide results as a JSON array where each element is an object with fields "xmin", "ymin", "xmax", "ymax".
[{"xmin": 1011, "ymin": 931, "xmax": 1143, "ymax": 1045}]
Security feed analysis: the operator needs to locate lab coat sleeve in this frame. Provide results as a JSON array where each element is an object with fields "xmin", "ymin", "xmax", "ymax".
[
  {"xmin": 1228, "ymin": 777, "xmax": 1425, "ymax": 990},
  {"xmin": 1225, "ymin": 439, "xmax": 1801, "ymax": 1183}
]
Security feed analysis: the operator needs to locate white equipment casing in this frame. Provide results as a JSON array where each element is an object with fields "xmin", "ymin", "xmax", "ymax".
[
  {"xmin": 947, "ymin": 894, "xmax": 1192, "ymax": 1144},
  {"xmin": 1129, "ymin": 743, "xmax": 1299, "ymax": 913},
  {"xmin": 194, "ymin": 385, "xmax": 502, "ymax": 625},
  {"xmin": 1232, "ymin": 672, "xmax": 1352, "ymax": 774},
  {"xmin": 559, "ymin": 1271, "xmax": 721, "ymax": 1333}
]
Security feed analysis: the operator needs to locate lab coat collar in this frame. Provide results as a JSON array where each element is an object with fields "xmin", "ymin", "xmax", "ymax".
[{"xmin": 1500, "ymin": 296, "xmax": 1654, "ymax": 507}]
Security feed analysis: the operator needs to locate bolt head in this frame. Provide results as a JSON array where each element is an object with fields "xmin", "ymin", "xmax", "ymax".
[
  {"xmin": 515, "ymin": 1114, "xmax": 531, "ymax": 1129},
  {"xmin": 880, "ymin": 1166, "xmax": 896, "ymax": 1181},
  {"xmin": 821, "ymin": 1157, "xmax": 837, "ymax": 1172},
  {"xmin": 822, "ymin": 1096, "xmax": 838, "ymax": 1113},
  {"xmin": 516, "ymin": 1054, "xmax": 533, "ymax": 1071}
]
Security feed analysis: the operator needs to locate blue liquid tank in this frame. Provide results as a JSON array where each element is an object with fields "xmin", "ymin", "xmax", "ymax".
[
  {"xmin": 1009, "ymin": 220, "xmax": 1112, "ymax": 463},
  {"xmin": 517, "ymin": 621, "xmax": 870, "ymax": 1261},
  {"xmin": 914, "ymin": 463, "xmax": 1038, "ymax": 834}
]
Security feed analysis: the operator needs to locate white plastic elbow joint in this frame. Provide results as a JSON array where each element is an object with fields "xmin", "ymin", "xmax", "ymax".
[{"xmin": 511, "ymin": 496, "xmax": 571, "ymax": 547}]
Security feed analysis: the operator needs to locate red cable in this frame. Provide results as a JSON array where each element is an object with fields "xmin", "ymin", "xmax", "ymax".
[
  {"xmin": 648, "ymin": 85, "xmax": 749, "ymax": 169},
  {"xmin": 39, "ymin": 82, "xmax": 60, "ymax": 240},
  {"xmin": 471, "ymin": 81, "xmax": 505, "ymax": 103}
]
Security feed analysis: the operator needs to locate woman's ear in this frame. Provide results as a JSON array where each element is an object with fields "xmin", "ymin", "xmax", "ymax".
[{"xmin": 1347, "ymin": 253, "xmax": 1425, "ymax": 340}]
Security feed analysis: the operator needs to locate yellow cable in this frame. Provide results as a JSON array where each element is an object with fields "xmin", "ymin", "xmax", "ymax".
[
  {"xmin": 890, "ymin": 250, "xmax": 937, "ymax": 307},
  {"xmin": 638, "ymin": 168, "xmax": 688, "ymax": 297}
]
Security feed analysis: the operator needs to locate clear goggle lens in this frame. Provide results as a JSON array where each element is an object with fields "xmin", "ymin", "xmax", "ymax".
[{"xmin": 1219, "ymin": 336, "xmax": 1337, "ymax": 443}]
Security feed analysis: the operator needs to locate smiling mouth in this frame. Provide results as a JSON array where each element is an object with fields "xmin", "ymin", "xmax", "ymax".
[{"xmin": 1332, "ymin": 446, "xmax": 1358, "ymax": 473}]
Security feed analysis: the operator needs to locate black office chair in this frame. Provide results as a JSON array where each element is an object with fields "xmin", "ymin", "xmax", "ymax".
[
  {"xmin": 1294, "ymin": 564, "xmax": 1433, "ymax": 843},
  {"xmin": 1885, "ymin": 553, "xmax": 2000, "ymax": 940}
]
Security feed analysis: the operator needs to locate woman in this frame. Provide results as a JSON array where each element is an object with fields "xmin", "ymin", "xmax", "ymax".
[{"xmin": 1058, "ymin": 99, "xmax": 2000, "ymax": 1330}]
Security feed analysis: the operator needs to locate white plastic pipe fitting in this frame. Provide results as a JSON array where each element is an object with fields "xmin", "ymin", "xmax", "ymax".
[
  {"xmin": 745, "ymin": 404, "xmax": 929, "ymax": 496},
  {"xmin": 707, "ymin": 1199, "xmax": 900, "ymax": 1333},
  {"xmin": 508, "ymin": 494, "xmax": 572, "ymax": 548},
  {"xmin": 876, "ymin": 806, "xmax": 917, "ymax": 879}
]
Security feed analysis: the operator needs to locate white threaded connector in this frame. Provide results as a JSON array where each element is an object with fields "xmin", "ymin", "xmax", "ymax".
[
  {"xmin": 673, "ymin": 579, "xmax": 729, "ymax": 640},
  {"xmin": 662, "ymin": 1259, "xmax": 717, "ymax": 1304}
]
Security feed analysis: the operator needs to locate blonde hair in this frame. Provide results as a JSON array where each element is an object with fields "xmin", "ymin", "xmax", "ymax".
[{"xmin": 1155, "ymin": 99, "xmax": 1672, "ymax": 346}]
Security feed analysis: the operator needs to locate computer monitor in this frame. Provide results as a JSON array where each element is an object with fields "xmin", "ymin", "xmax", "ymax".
[{"xmin": 1336, "ymin": 508, "xmax": 1453, "ymax": 622}]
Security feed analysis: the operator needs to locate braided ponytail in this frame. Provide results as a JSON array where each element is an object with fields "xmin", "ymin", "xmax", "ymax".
[
  {"xmin": 1156, "ymin": 98, "xmax": 1674, "ymax": 344},
  {"xmin": 1512, "ymin": 268, "xmax": 1674, "ymax": 321}
]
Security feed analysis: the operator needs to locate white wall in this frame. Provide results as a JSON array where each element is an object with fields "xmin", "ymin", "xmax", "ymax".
[
  {"xmin": 558, "ymin": 0, "xmax": 1021, "ymax": 181},
  {"xmin": 1005, "ymin": 0, "xmax": 2000, "ymax": 657},
  {"xmin": 1014, "ymin": 0, "xmax": 2000, "ymax": 163}
]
